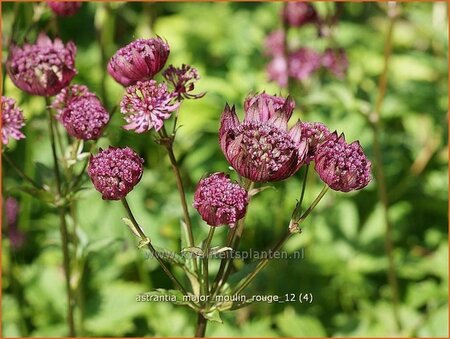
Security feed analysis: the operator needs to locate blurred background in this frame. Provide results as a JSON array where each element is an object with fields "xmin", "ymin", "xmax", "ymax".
[{"xmin": 2, "ymin": 1, "xmax": 448, "ymax": 337}]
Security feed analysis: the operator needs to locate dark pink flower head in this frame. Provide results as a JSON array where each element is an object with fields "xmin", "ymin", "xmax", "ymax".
[
  {"xmin": 193, "ymin": 172, "xmax": 248, "ymax": 227},
  {"xmin": 52, "ymin": 85, "xmax": 109, "ymax": 140},
  {"xmin": 163, "ymin": 64, "xmax": 205, "ymax": 100},
  {"xmin": 322, "ymin": 48, "xmax": 349, "ymax": 78},
  {"xmin": 108, "ymin": 38, "xmax": 170, "ymax": 86},
  {"xmin": 6, "ymin": 33, "xmax": 77, "ymax": 96},
  {"xmin": 2, "ymin": 96, "xmax": 25, "ymax": 145},
  {"xmin": 282, "ymin": 2, "xmax": 318, "ymax": 27},
  {"xmin": 289, "ymin": 48, "xmax": 322, "ymax": 81},
  {"xmin": 301, "ymin": 122, "xmax": 331, "ymax": 164},
  {"xmin": 88, "ymin": 146, "xmax": 144, "ymax": 200},
  {"xmin": 264, "ymin": 30, "xmax": 285, "ymax": 57},
  {"xmin": 120, "ymin": 80, "xmax": 179, "ymax": 133},
  {"xmin": 48, "ymin": 2, "xmax": 82, "ymax": 16},
  {"xmin": 315, "ymin": 132, "xmax": 371, "ymax": 192},
  {"xmin": 220, "ymin": 93, "xmax": 307, "ymax": 182}
]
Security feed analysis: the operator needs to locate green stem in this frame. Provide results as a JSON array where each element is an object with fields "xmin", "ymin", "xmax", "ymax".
[
  {"xmin": 371, "ymin": 3, "xmax": 401, "ymax": 332},
  {"xmin": 46, "ymin": 100, "xmax": 76, "ymax": 337},
  {"xmin": 159, "ymin": 128, "xmax": 198, "ymax": 273},
  {"xmin": 195, "ymin": 312, "xmax": 208, "ymax": 337},
  {"xmin": 210, "ymin": 180, "xmax": 253, "ymax": 296},
  {"xmin": 202, "ymin": 227, "xmax": 216, "ymax": 295},
  {"xmin": 231, "ymin": 231, "xmax": 291, "ymax": 297},
  {"xmin": 2, "ymin": 153, "xmax": 45, "ymax": 191},
  {"xmin": 121, "ymin": 198, "xmax": 192, "ymax": 298},
  {"xmin": 231, "ymin": 185, "xmax": 329, "ymax": 297},
  {"xmin": 297, "ymin": 185, "xmax": 329, "ymax": 223}
]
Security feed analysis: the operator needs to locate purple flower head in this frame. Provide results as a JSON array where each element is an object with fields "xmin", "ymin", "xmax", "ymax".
[
  {"xmin": 301, "ymin": 122, "xmax": 331, "ymax": 164},
  {"xmin": 88, "ymin": 147, "xmax": 144, "ymax": 200},
  {"xmin": 220, "ymin": 93, "xmax": 307, "ymax": 182},
  {"xmin": 163, "ymin": 64, "xmax": 205, "ymax": 100},
  {"xmin": 267, "ymin": 55, "xmax": 288, "ymax": 88},
  {"xmin": 52, "ymin": 85, "xmax": 109, "ymax": 140},
  {"xmin": 6, "ymin": 33, "xmax": 77, "ymax": 97},
  {"xmin": 120, "ymin": 80, "xmax": 179, "ymax": 133},
  {"xmin": 108, "ymin": 38, "xmax": 170, "ymax": 86},
  {"xmin": 48, "ymin": 2, "xmax": 82, "ymax": 16},
  {"xmin": 193, "ymin": 172, "xmax": 248, "ymax": 227},
  {"xmin": 282, "ymin": 2, "xmax": 318, "ymax": 27},
  {"xmin": 2, "ymin": 96, "xmax": 25, "ymax": 145},
  {"xmin": 289, "ymin": 48, "xmax": 322, "ymax": 81},
  {"xmin": 322, "ymin": 48, "xmax": 349, "ymax": 78},
  {"xmin": 264, "ymin": 30, "xmax": 285, "ymax": 57},
  {"xmin": 267, "ymin": 48, "xmax": 322, "ymax": 87},
  {"xmin": 314, "ymin": 132, "xmax": 371, "ymax": 192}
]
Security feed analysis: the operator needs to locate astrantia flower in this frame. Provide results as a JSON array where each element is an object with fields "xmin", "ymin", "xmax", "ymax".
[
  {"xmin": 163, "ymin": 64, "xmax": 205, "ymax": 100},
  {"xmin": 52, "ymin": 85, "xmax": 109, "ymax": 140},
  {"xmin": 322, "ymin": 48, "xmax": 349, "ymax": 78},
  {"xmin": 267, "ymin": 48, "xmax": 322, "ymax": 87},
  {"xmin": 1, "ymin": 96, "xmax": 25, "ymax": 145},
  {"xmin": 264, "ymin": 30, "xmax": 285, "ymax": 57},
  {"xmin": 314, "ymin": 132, "xmax": 371, "ymax": 192},
  {"xmin": 6, "ymin": 33, "xmax": 77, "ymax": 96},
  {"xmin": 267, "ymin": 56, "xmax": 288, "ymax": 88},
  {"xmin": 301, "ymin": 122, "xmax": 331, "ymax": 164},
  {"xmin": 48, "ymin": 2, "xmax": 82, "ymax": 16},
  {"xmin": 289, "ymin": 48, "xmax": 322, "ymax": 81},
  {"xmin": 88, "ymin": 147, "xmax": 144, "ymax": 200},
  {"xmin": 282, "ymin": 2, "xmax": 318, "ymax": 27},
  {"xmin": 220, "ymin": 93, "xmax": 307, "ymax": 182},
  {"xmin": 108, "ymin": 38, "xmax": 170, "ymax": 86},
  {"xmin": 193, "ymin": 172, "xmax": 248, "ymax": 227},
  {"xmin": 120, "ymin": 80, "xmax": 179, "ymax": 133}
]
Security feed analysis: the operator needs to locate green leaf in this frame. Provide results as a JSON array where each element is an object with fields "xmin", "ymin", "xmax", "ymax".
[
  {"xmin": 276, "ymin": 307, "xmax": 327, "ymax": 337},
  {"xmin": 203, "ymin": 309, "xmax": 223, "ymax": 323}
]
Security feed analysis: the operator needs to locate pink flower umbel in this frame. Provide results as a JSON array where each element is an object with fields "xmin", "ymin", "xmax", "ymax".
[
  {"xmin": 193, "ymin": 172, "xmax": 248, "ymax": 227},
  {"xmin": 267, "ymin": 56, "xmax": 288, "ymax": 88},
  {"xmin": 6, "ymin": 33, "xmax": 77, "ymax": 97},
  {"xmin": 322, "ymin": 48, "xmax": 349, "ymax": 78},
  {"xmin": 163, "ymin": 64, "xmax": 205, "ymax": 100},
  {"xmin": 48, "ymin": 2, "xmax": 82, "ymax": 16},
  {"xmin": 282, "ymin": 2, "xmax": 318, "ymax": 27},
  {"xmin": 120, "ymin": 80, "xmax": 179, "ymax": 133},
  {"xmin": 264, "ymin": 30, "xmax": 285, "ymax": 57},
  {"xmin": 219, "ymin": 93, "xmax": 307, "ymax": 182},
  {"xmin": 88, "ymin": 147, "xmax": 144, "ymax": 200},
  {"xmin": 314, "ymin": 132, "xmax": 371, "ymax": 192},
  {"xmin": 301, "ymin": 122, "xmax": 331, "ymax": 164},
  {"xmin": 288, "ymin": 48, "xmax": 322, "ymax": 81},
  {"xmin": 52, "ymin": 85, "xmax": 109, "ymax": 140},
  {"xmin": 108, "ymin": 38, "xmax": 170, "ymax": 86},
  {"xmin": 1, "ymin": 96, "xmax": 25, "ymax": 145}
]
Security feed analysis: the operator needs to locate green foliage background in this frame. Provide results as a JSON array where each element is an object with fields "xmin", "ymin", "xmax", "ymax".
[{"xmin": 2, "ymin": 1, "xmax": 448, "ymax": 337}]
